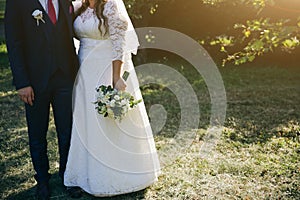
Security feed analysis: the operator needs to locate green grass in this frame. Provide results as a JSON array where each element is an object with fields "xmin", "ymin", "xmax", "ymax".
[
  {"xmin": 0, "ymin": 0, "xmax": 5, "ymax": 19},
  {"xmin": 1, "ymin": 44, "xmax": 300, "ymax": 199}
]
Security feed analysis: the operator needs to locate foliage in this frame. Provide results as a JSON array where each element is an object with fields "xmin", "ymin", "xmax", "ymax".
[
  {"xmin": 208, "ymin": 0, "xmax": 300, "ymax": 66},
  {"xmin": 0, "ymin": 0, "xmax": 5, "ymax": 19},
  {"xmin": 124, "ymin": 0, "xmax": 165, "ymax": 19},
  {"xmin": 211, "ymin": 18, "xmax": 300, "ymax": 66},
  {"xmin": 124, "ymin": 0, "xmax": 299, "ymax": 66}
]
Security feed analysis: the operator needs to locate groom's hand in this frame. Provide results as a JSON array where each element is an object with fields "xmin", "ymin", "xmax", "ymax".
[{"xmin": 18, "ymin": 86, "xmax": 35, "ymax": 106}]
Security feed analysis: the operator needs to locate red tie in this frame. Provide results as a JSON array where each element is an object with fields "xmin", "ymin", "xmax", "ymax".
[{"xmin": 48, "ymin": 0, "xmax": 57, "ymax": 25}]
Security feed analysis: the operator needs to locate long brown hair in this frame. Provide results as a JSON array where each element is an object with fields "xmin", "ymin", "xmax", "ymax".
[{"xmin": 76, "ymin": 0, "xmax": 108, "ymax": 35}]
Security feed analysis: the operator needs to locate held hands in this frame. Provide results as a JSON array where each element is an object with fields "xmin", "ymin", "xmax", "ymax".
[{"xmin": 18, "ymin": 86, "xmax": 35, "ymax": 106}]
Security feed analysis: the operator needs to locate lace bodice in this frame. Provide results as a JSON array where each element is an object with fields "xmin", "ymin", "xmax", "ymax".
[{"xmin": 74, "ymin": 0, "xmax": 128, "ymax": 61}]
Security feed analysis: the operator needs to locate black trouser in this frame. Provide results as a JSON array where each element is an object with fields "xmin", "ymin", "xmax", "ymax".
[{"xmin": 25, "ymin": 69, "xmax": 73, "ymax": 184}]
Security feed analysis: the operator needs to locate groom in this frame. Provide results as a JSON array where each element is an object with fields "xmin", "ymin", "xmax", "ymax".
[{"xmin": 5, "ymin": 0, "xmax": 81, "ymax": 199}]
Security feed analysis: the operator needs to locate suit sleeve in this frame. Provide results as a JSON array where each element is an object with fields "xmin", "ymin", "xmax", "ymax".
[{"xmin": 5, "ymin": 0, "xmax": 30, "ymax": 90}]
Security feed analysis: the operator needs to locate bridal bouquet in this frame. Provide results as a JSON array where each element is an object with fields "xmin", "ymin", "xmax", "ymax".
[{"xmin": 94, "ymin": 72, "xmax": 142, "ymax": 121}]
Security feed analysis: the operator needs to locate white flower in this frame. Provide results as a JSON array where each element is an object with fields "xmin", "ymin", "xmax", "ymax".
[
  {"xmin": 98, "ymin": 91, "xmax": 105, "ymax": 98},
  {"xmin": 104, "ymin": 94, "xmax": 110, "ymax": 102},
  {"xmin": 109, "ymin": 100, "xmax": 116, "ymax": 107},
  {"xmin": 121, "ymin": 106, "xmax": 128, "ymax": 114},
  {"xmin": 32, "ymin": 9, "xmax": 45, "ymax": 26},
  {"xmin": 95, "ymin": 84, "xmax": 142, "ymax": 122},
  {"xmin": 113, "ymin": 89, "xmax": 118, "ymax": 94},
  {"xmin": 120, "ymin": 99, "xmax": 128, "ymax": 106},
  {"xmin": 114, "ymin": 95, "xmax": 120, "ymax": 101}
]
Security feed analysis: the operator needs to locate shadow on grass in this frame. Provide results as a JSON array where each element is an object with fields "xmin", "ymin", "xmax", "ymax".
[
  {"xmin": 0, "ymin": 52, "xmax": 8, "ymax": 68},
  {"xmin": 2, "ymin": 172, "xmax": 36, "ymax": 200},
  {"xmin": 6, "ymin": 187, "xmax": 36, "ymax": 200},
  {"xmin": 215, "ymin": 62, "xmax": 300, "ymax": 145},
  {"xmin": 2, "ymin": 47, "xmax": 300, "ymax": 199},
  {"xmin": 0, "ymin": 43, "xmax": 8, "ymax": 69},
  {"xmin": 5, "ymin": 172, "xmax": 147, "ymax": 200},
  {"xmin": 141, "ymin": 51, "xmax": 300, "ymax": 145},
  {"xmin": 223, "ymin": 117, "xmax": 300, "ymax": 144}
]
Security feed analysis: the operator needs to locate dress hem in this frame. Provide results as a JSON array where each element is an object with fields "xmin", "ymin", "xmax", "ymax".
[{"xmin": 65, "ymin": 174, "xmax": 161, "ymax": 197}]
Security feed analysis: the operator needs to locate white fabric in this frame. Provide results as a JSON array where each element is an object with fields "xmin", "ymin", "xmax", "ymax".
[
  {"xmin": 38, "ymin": 0, "xmax": 59, "ymax": 19},
  {"xmin": 112, "ymin": 0, "xmax": 140, "ymax": 55},
  {"xmin": 104, "ymin": 0, "xmax": 128, "ymax": 61},
  {"xmin": 64, "ymin": 0, "xmax": 161, "ymax": 196}
]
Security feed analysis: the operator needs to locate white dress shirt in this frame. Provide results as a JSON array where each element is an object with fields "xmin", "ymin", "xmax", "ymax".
[{"xmin": 39, "ymin": 0, "xmax": 59, "ymax": 19}]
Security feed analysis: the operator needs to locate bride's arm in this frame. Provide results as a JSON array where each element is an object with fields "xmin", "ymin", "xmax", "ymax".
[
  {"xmin": 112, "ymin": 60, "xmax": 126, "ymax": 91},
  {"xmin": 104, "ymin": 0, "xmax": 128, "ymax": 90}
]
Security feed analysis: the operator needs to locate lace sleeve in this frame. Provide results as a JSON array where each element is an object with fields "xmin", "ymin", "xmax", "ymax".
[{"xmin": 104, "ymin": 0, "xmax": 128, "ymax": 62}]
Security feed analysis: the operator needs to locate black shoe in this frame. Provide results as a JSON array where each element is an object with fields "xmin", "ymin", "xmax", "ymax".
[
  {"xmin": 36, "ymin": 182, "xmax": 50, "ymax": 200},
  {"xmin": 66, "ymin": 187, "xmax": 82, "ymax": 198}
]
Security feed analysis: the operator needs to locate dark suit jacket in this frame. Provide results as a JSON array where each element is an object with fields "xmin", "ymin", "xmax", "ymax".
[{"xmin": 5, "ymin": 0, "xmax": 78, "ymax": 91}]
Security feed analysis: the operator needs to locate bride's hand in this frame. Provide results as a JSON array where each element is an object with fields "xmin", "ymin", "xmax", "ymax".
[{"xmin": 114, "ymin": 78, "xmax": 127, "ymax": 91}]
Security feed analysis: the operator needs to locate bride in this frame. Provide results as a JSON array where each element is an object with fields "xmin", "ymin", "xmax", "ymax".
[{"xmin": 64, "ymin": 0, "xmax": 161, "ymax": 197}]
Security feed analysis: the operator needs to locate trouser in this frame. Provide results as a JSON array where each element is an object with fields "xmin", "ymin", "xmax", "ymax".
[{"xmin": 25, "ymin": 69, "xmax": 74, "ymax": 184}]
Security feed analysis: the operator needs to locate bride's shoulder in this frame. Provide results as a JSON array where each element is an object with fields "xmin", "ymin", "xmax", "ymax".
[
  {"xmin": 105, "ymin": 0, "xmax": 116, "ymax": 4},
  {"xmin": 104, "ymin": 0, "xmax": 118, "ymax": 9},
  {"xmin": 72, "ymin": 1, "xmax": 83, "ymax": 13},
  {"xmin": 103, "ymin": 0, "xmax": 118, "ymax": 15}
]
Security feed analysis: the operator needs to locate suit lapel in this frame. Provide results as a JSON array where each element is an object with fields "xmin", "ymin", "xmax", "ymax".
[
  {"xmin": 33, "ymin": 0, "xmax": 53, "ymax": 41},
  {"xmin": 32, "ymin": 0, "xmax": 74, "ymax": 40}
]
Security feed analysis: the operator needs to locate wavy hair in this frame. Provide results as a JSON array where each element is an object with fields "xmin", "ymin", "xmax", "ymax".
[{"xmin": 76, "ymin": 0, "xmax": 108, "ymax": 35}]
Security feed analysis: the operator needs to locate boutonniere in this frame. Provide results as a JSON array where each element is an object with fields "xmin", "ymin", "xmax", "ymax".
[{"xmin": 32, "ymin": 9, "xmax": 45, "ymax": 26}]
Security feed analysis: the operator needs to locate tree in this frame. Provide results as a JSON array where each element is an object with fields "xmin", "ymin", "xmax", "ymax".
[
  {"xmin": 125, "ymin": 0, "xmax": 300, "ymax": 66},
  {"xmin": 207, "ymin": 0, "xmax": 300, "ymax": 66},
  {"xmin": 124, "ymin": 0, "xmax": 164, "ymax": 19}
]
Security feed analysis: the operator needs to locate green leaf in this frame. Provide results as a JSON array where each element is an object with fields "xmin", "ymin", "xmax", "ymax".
[
  {"xmin": 283, "ymin": 39, "xmax": 294, "ymax": 48},
  {"xmin": 210, "ymin": 40, "xmax": 217, "ymax": 45},
  {"xmin": 248, "ymin": 55, "xmax": 256, "ymax": 62},
  {"xmin": 244, "ymin": 30, "xmax": 251, "ymax": 38},
  {"xmin": 220, "ymin": 46, "xmax": 226, "ymax": 52},
  {"xmin": 251, "ymin": 40, "xmax": 264, "ymax": 51}
]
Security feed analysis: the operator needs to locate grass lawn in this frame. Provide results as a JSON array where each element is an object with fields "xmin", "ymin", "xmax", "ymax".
[
  {"xmin": 0, "ymin": 44, "xmax": 299, "ymax": 199},
  {"xmin": 0, "ymin": 0, "xmax": 4, "ymax": 20}
]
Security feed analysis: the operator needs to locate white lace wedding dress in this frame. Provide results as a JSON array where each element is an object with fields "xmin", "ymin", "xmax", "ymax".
[{"xmin": 64, "ymin": 0, "xmax": 161, "ymax": 196}]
